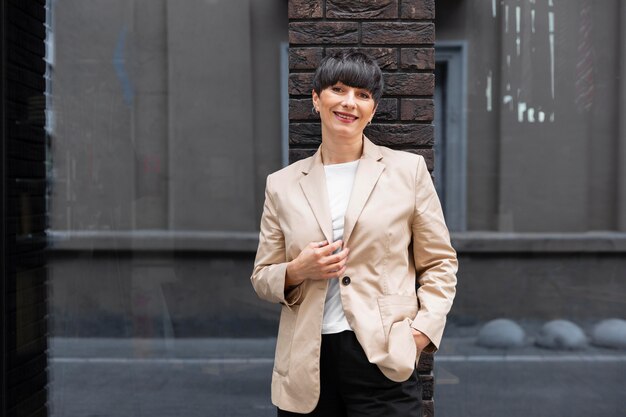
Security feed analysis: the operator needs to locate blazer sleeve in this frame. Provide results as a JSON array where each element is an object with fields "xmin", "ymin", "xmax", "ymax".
[
  {"xmin": 250, "ymin": 175, "xmax": 303, "ymax": 309},
  {"xmin": 410, "ymin": 156, "xmax": 458, "ymax": 353}
]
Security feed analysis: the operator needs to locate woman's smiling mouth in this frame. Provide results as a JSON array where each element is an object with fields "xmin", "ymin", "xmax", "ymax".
[{"xmin": 333, "ymin": 111, "xmax": 359, "ymax": 123}]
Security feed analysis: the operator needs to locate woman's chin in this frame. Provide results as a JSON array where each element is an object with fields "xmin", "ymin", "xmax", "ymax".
[{"xmin": 326, "ymin": 124, "xmax": 365, "ymax": 138}]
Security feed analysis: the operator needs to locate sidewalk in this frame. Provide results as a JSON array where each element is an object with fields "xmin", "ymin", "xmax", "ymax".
[{"xmin": 49, "ymin": 336, "xmax": 626, "ymax": 417}]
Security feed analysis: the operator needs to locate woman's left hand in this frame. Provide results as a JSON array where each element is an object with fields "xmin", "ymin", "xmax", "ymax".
[{"xmin": 411, "ymin": 328, "xmax": 432, "ymax": 351}]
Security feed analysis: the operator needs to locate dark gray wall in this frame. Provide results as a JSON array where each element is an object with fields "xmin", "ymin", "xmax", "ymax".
[
  {"xmin": 455, "ymin": 254, "xmax": 626, "ymax": 320},
  {"xmin": 437, "ymin": 0, "xmax": 625, "ymax": 233},
  {"xmin": 48, "ymin": 0, "xmax": 287, "ymax": 338},
  {"xmin": 50, "ymin": 0, "xmax": 286, "ymax": 233},
  {"xmin": 47, "ymin": 0, "xmax": 626, "ymax": 337},
  {"xmin": 50, "ymin": 252, "xmax": 277, "ymax": 338}
]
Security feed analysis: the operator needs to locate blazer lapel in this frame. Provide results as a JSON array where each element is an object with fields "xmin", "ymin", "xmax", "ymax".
[
  {"xmin": 299, "ymin": 149, "xmax": 334, "ymax": 244},
  {"xmin": 343, "ymin": 137, "xmax": 385, "ymax": 245}
]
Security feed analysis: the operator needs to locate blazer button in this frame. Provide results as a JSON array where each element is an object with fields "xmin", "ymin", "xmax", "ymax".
[{"xmin": 341, "ymin": 276, "xmax": 351, "ymax": 286}]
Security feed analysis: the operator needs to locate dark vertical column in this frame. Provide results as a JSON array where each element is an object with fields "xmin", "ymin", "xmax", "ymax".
[
  {"xmin": 1, "ymin": 0, "xmax": 7, "ymax": 413},
  {"xmin": 1, "ymin": 1, "xmax": 49, "ymax": 416},
  {"xmin": 287, "ymin": 1, "xmax": 436, "ymax": 415},
  {"xmin": 618, "ymin": 1, "xmax": 626, "ymax": 231}
]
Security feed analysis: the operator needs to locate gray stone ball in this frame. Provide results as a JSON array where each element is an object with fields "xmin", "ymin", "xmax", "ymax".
[
  {"xmin": 476, "ymin": 318, "xmax": 526, "ymax": 348},
  {"xmin": 535, "ymin": 319, "xmax": 588, "ymax": 350},
  {"xmin": 591, "ymin": 319, "xmax": 626, "ymax": 350}
]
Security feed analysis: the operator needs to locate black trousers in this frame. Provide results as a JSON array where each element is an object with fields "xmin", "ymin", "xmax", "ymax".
[{"xmin": 277, "ymin": 330, "xmax": 422, "ymax": 417}]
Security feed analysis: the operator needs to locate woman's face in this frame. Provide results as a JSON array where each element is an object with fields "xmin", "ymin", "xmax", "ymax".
[{"xmin": 312, "ymin": 82, "xmax": 376, "ymax": 140}]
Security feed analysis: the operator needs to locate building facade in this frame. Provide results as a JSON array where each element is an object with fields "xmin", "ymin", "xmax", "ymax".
[
  {"xmin": 3, "ymin": 1, "xmax": 625, "ymax": 416},
  {"xmin": 45, "ymin": 0, "xmax": 626, "ymax": 339}
]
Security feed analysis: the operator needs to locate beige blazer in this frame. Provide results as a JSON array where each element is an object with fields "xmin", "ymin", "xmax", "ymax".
[{"xmin": 251, "ymin": 137, "xmax": 457, "ymax": 414}]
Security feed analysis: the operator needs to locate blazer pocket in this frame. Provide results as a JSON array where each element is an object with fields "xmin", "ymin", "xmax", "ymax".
[
  {"xmin": 388, "ymin": 318, "xmax": 418, "ymax": 374},
  {"xmin": 378, "ymin": 295, "xmax": 419, "ymax": 376},
  {"xmin": 274, "ymin": 304, "xmax": 299, "ymax": 376},
  {"xmin": 377, "ymin": 294, "xmax": 419, "ymax": 343}
]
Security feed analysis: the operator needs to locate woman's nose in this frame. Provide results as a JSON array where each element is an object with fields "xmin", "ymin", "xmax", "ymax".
[{"xmin": 341, "ymin": 91, "xmax": 356, "ymax": 108}]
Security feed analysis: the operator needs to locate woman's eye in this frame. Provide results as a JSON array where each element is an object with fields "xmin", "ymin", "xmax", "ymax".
[
  {"xmin": 332, "ymin": 86, "xmax": 343, "ymax": 92},
  {"xmin": 360, "ymin": 93, "xmax": 371, "ymax": 99}
]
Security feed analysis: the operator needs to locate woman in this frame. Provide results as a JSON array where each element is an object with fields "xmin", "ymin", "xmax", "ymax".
[{"xmin": 251, "ymin": 50, "xmax": 457, "ymax": 416}]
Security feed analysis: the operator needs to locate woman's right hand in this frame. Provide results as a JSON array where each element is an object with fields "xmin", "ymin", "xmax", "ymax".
[{"xmin": 285, "ymin": 240, "xmax": 349, "ymax": 289}]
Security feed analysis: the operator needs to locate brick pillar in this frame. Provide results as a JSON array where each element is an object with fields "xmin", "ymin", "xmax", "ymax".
[
  {"xmin": 288, "ymin": 1, "xmax": 436, "ymax": 415},
  {"xmin": 288, "ymin": 0, "xmax": 435, "ymax": 173}
]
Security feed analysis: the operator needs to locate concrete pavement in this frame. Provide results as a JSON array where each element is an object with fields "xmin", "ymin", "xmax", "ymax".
[{"xmin": 49, "ymin": 336, "xmax": 626, "ymax": 417}]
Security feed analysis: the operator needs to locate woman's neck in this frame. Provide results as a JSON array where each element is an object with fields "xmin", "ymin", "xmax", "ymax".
[{"xmin": 320, "ymin": 134, "xmax": 363, "ymax": 165}]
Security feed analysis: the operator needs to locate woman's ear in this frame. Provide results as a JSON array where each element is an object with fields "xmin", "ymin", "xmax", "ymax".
[
  {"xmin": 311, "ymin": 89, "xmax": 319, "ymax": 112},
  {"xmin": 370, "ymin": 104, "xmax": 378, "ymax": 123}
]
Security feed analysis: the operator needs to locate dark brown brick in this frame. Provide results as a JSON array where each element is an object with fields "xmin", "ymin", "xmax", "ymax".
[
  {"xmin": 400, "ymin": 48, "xmax": 435, "ymax": 70},
  {"xmin": 417, "ymin": 351, "xmax": 434, "ymax": 372},
  {"xmin": 326, "ymin": 0, "xmax": 397, "ymax": 19},
  {"xmin": 373, "ymin": 98, "xmax": 398, "ymax": 121},
  {"xmin": 384, "ymin": 73, "xmax": 434, "ymax": 96},
  {"xmin": 401, "ymin": 0, "xmax": 435, "ymax": 19},
  {"xmin": 362, "ymin": 22, "xmax": 434, "ymax": 45},
  {"xmin": 290, "ymin": 22, "xmax": 359, "ymax": 45},
  {"xmin": 290, "ymin": 123, "xmax": 321, "ymax": 146},
  {"xmin": 288, "ymin": 0, "xmax": 322, "ymax": 19},
  {"xmin": 419, "ymin": 371, "xmax": 434, "ymax": 400},
  {"xmin": 290, "ymin": 98, "xmax": 317, "ymax": 121},
  {"xmin": 289, "ymin": 48, "xmax": 324, "ymax": 70},
  {"xmin": 289, "ymin": 73, "xmax": 315, "ymax": 95},
  {"xmin": 422, "ymin": 399, "xmax": 435, "ymax": 417},
  {"xmin": 365, "ymin": 123, "xmax": 433, "ymax": 146},
  {"xmin": 401, "ymin": 99, "xmax": 434, "ymax": 121},
  {"xmin": 326, "ymin": 47, "xmax": 397, "ymax": 70},
  {"xmin": 289, "ymin": 148, "xmax": 317, "ymax": 164}
]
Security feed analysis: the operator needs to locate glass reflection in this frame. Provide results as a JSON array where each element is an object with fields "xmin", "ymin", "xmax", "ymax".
[
  {"xmin": 47, "ymin": 0, "xmax": 287, "ymax": 416},
  {"xmin": 44, "ymin": 0, "xmax": 626, "ymax": 416}
]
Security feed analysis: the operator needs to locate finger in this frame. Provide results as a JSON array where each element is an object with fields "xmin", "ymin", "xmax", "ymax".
[
  {"xmin": 321, "ymin": 250, "xmax": 348, "ymax": 268},
  {"xmin": 329, "ymin": 240, "xmax": 344, "ymax": 254},
  {"xmin": 320, "ymin": 239, "xmax": 342, "ymax": 255},
  {"xmin": 322, "ymin": 253, "xmax": 341, "ymax": 265},
  {"xmin": 336, "ymin": 247, "xmax": 349, "ymax": 259},
  {"xmin": 311, "ymin": 240, "xmax": 327, "ymax": 249},
  {"xmin": 328, "ymin": 248, "xmax": 349, "ymax": 264},
  {"xmin": 312, "ymin": 241, "xmax": 330, "ymax": 257},
  {"xmin": 321, "ymin": 271, "xmax": 338, "ymax": 280},
  {"xmin": 336, "ymin": 265, "xmax": 348, "ymax": 277},
  {"xmin": 322, "ymin": 262, "xmax": 342, "ymax": 274},
  {"xmin": 323, "ymin": 264, "xmax": 347, "ymax": 279},
  {"xmin": 319, "ymin": 264, "xmax": 336, "ymax": 278},
  {"xmin": 325, "ymin": 253, "xmax": 348, "ymax": 269}
]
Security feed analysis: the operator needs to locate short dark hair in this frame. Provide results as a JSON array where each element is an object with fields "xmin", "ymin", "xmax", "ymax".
[{"xmin": 312, "ymin": 50, "xmax": 384, "ymax": 104}]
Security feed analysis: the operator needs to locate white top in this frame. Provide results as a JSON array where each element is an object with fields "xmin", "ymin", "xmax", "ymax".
[{"xmin": 321, "ymin": 159, "xmax": 360, "ymax": 334}]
